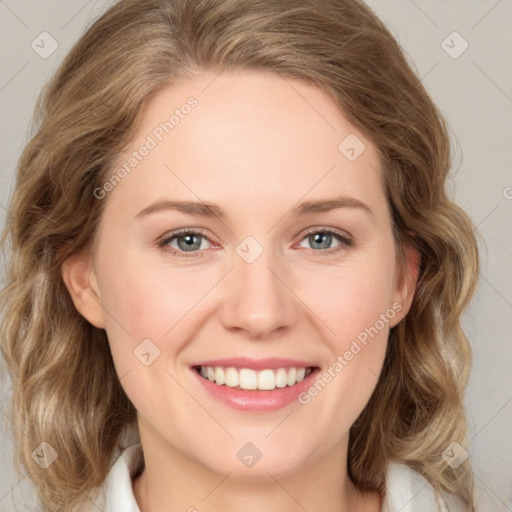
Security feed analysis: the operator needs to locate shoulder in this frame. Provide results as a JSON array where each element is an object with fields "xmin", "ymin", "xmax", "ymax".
[{"xmin": 383, "ymin": 461, "xmax": 469, "ymax": 512}]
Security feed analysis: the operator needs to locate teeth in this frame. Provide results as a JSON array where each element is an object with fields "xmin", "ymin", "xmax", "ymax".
[
  {"xmin": 240, "ymin": 369, "xmax": 258, "ymax": 390},
  {"xmin": 287, "ymin": 367, "xmax": 297, "ymax": 386},
  {"xmin": 258, "ymin": 369, "xmax": 275, "ymax": 390},
  {"xmin": 275, "ymin": 368, "xmax": 288, "ymax": 388},
  {"xmin": 198, "ymin": 365, "xmax": 313, "ymax": 390},
  {"xmin": 215, "ymin": 367, "xmax": 225, "ymax": 385},
  {"xmin": 225, "ymin": 367, "xmax": 239, "ymax": 387}
]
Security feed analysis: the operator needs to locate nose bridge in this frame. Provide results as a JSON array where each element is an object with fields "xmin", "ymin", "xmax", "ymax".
[{"xmin": 218, "ymin": 236, "xmax": 297, "ymax": 338}]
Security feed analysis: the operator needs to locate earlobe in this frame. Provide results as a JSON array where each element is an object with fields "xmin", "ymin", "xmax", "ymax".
[
  {"xmin": 60, "ymin": 249, "xmax": 106, "ymax": 329},
  {"xmin": 389, "ymin": 242, "xmax": 421, "ymax": 328}
]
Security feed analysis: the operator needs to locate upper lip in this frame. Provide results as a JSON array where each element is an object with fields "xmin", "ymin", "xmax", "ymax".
[{"xmin": 192, "ymin": 357, "xmax": 317, "ymax": 370}]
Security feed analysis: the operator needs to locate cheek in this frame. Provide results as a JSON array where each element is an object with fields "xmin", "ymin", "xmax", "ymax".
[
  {"xmin": 299, "ymin": 257, "xmax": 397, "ymax": 348},
  {"xmin": 294, "ymin": 257, "xmax": 396, "ymax": 423},
  {"xmin": 295, "ymin": 255, "xmax": 396, "ymax": 408},
  {"xmin": 98, "ymin": 253, "xmax": 216, "ymax": 341},
  {"xmin": 95, "ymin": 259, "xmax": 201, "ymax": 422}
]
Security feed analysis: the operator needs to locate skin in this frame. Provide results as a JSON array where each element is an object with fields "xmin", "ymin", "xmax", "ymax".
[{"xmin": 62, "ymin": 69, "xmax": 419, "ymax": 512}]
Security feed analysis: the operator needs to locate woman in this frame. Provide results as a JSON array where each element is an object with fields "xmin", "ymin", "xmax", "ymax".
[{"xmin": 0, "ymin": 0, "xmax": 479, "ymax": 510}]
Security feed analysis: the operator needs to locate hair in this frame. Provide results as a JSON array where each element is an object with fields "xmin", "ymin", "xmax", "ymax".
[{"xmin": 0, "ymin": 0, "xmax": 479, "ymax": 510}]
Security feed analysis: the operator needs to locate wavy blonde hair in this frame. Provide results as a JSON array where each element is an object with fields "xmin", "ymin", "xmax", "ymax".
[{"xmin": 0, "ymin": 0, "xmax": 479, "ymax": 510}]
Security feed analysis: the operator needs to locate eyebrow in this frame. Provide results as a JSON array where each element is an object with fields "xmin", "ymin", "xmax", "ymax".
[{"xmin": 135, "ymin": 195, "xmax": 373, "ymax": 220}]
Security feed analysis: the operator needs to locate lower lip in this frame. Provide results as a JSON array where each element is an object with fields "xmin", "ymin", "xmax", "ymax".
[{"xmin": 191, "ymin": 367, "xmax": 320, "ymax": 411}]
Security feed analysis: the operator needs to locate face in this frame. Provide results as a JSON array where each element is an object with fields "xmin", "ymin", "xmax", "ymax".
[{"xmin": 66, "ymin": 69, "xmax": 417, "ymax": 479}]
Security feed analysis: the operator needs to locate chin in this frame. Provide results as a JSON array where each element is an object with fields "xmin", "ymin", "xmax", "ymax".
[{"xmin": 194, "ymin": 440, "xmax": 314, "ymax": 481}]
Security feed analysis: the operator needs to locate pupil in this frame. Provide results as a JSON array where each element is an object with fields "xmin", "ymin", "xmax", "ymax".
[
  {"xmin": 179, "ymin": 234, "xmax": 200, "ymax": 251},
  {"xmin": 312, "ymin": 233, "xmax": 331, "ymax": 249}
]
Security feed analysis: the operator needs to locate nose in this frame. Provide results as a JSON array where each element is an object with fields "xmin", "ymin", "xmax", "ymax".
[{"xmin": 217, "ymin": 247, "xmax": 298, "ymax": 340}]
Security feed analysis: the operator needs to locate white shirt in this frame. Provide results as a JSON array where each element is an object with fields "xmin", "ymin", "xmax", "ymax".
[{"xmin": 86, "ymin": 443, "xmax": 467, "ymax": 511}]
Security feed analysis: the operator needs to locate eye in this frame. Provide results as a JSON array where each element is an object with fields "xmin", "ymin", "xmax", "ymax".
[
  {"xmin": 158, "ymin": 228, "xmax": 215, "ymax": 257},
  {"xmin": 296, "ymin": 228, "xmax": 353, "ymax": 255},
  {"xmin": 158, "ymin": 227, "xmax": 353, "ymax": 259}
]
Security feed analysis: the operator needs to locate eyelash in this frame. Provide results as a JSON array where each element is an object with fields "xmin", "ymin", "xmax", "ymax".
[{"xmin": 157, "ymin": 227, "xmax": 353, "ymax": 258}]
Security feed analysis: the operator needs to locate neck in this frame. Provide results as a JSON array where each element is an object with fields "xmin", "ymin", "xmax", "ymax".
[{"xmin": 132, "ymin": 422, "xmax": 382, "ymax": 512}]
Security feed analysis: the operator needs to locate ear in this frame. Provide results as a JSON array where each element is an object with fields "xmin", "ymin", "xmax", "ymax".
[
  {"xmin": 61, "ymin": 248, "xmax": 106, "ymax": 329},
  {"xmin": 389, "ymin": 242, "xmax": 421, "ymax": 328}
]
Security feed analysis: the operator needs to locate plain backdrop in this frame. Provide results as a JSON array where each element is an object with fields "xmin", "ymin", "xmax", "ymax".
[{"xmin": 0, "ymin": 1, "xmax": 511, "ymax": 511}]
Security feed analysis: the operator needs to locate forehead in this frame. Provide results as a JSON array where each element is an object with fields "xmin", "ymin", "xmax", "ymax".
[{"xmin": 104, "ymin": 69, "xmax": 387, "ymax": 221}]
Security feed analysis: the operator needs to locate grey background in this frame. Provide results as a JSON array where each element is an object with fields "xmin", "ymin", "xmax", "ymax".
[{"xmin": 0, "ymin": 1, "xmax": 511, "ymax": 511}]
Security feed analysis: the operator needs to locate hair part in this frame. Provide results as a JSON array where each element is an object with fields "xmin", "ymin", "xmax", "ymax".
[{"xmin": 0, "ymin": 1, "xmax": 478, "ymax": 510}]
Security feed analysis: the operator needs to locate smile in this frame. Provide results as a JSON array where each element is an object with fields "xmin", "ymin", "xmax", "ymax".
[{"xmin": 195, "ymin": 365, "xmax": 314, "ymax": 391}]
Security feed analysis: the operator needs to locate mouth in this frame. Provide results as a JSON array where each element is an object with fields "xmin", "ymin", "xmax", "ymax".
[
  {"xmin": 190, "ymin": 357, "xmax": 321, "ymax": 411},
  {"xmin": 192, "ymin": 365, "xmax": 317, "ymax": 391}
]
